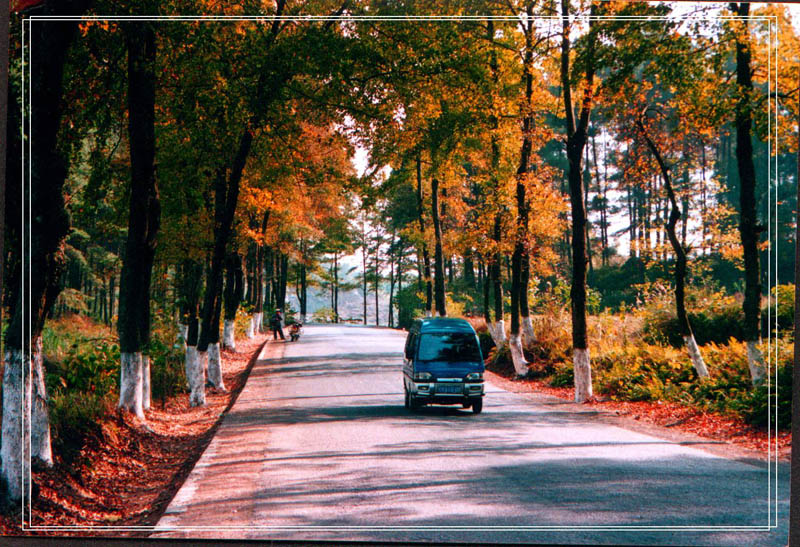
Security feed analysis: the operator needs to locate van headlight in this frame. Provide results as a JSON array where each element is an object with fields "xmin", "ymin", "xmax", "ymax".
[
  {"xmin": 414, "ymin": 372, "xmax": 433, "ymax": 381},
  {"xmin": 466, "ymin": 372, "xmax": 483, "ymax": 381}
]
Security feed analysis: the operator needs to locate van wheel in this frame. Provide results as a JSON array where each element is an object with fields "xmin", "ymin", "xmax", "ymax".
[
  {"xmin": 462, "ymin": 402, "xmax": 471, "ymax": 409},
  {"xmin": 404, "ymin": 387, "xmax": 410, "ymax": 409},
  {"xmin": 472, "ymin": 399, "xmax": 483, "ymax": 414},
  {"xmin": 409, "ymin": 393, "xmax": 421, "ymax": 411}
]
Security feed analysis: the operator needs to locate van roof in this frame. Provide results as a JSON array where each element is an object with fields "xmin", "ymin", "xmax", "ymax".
[{"xmin": 414, "ymin": 317, "xmax": 476, "ymax": 334}]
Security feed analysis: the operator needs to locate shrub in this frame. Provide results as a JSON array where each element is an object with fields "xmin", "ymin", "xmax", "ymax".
[
  {"xmin": 147, "ymin": 337, "xmax": 187, "ymax": 403},
  {"xmin": 395, "ymin": 286, "xmax": 424, "ymax": 330},
  {"xmin": 312, "ymin": 307, "xmax": 336, "ymax": 323},
  {"xmin": 234, "ymin": 307, "xmax": 252, "ymax": 338},
  {"xmin": 770, "ymin": 284, "xmax": 794, "ymax": 334},
  {"xmin": 49, "ymin": 390, "xmax": 110, "ymax": 464},
  {"xmin": 640, "ymin": 288, "xmax": 745, "ymax": 347},
  {"xmin": 550, "ymin": 362, "xmax": 573, "ymax": 387}
]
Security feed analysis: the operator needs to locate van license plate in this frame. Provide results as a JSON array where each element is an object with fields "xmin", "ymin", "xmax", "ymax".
[{"xmin": 437, "ymin": 384, "xmax": 463, "ymax": 394}]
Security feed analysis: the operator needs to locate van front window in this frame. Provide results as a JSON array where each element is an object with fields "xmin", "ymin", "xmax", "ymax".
[{"xmin": 417, "ymin": 333, "xmax": 481, "ymax": 362}]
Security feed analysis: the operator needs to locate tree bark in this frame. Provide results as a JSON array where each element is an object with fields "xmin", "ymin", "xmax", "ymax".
[
  {"xmin": 2, "ymin": 4, "xmax": 93, "ymax": 499},
  {"xmin": 509, "ymin": 6, "xmax": 535, "ymax": 376},
  {"xmin": 223, "ymin": 252, "xmax": 243, "ymax": 350},
  {"xmin": 730, "ymin": 2, "xmax": 765, "ymax": 385},
  {"xmin": 388, "ymin": 230, "xmax": 396, "ymax": 327},
  {"xmin": 374, "ymin": 236, "xmax": 381, "ymax": 325},
  {"xmin": 334, "ymin": 251, "xmax": 339, "ymax": 322},
  {"xmin": 463, "ymin": 251, "xmax": 475, "ymax": 288},
  {"xmin": 361, "ymin": 227, "xmax": 368, "ymax": 324},
  {"xmin": 198, "ymin": 135, "xmax": 251, "ymax": 390},
  {"xmin": 278, "ymin": 253, "xmax": 288, "ymax": 312},
  {"xmin": 117, "ymin": 22, "xmax": 159, "ymax": 418},
  {"xmin": 431, "ymin": 176, "xmax": 447, "ymax": 317},
  {"xmin": 561, "ymin": 0, "xmax": 596, "ymax": 403},
  {"xmin": 416, "ymin": 154, "xmax": 433, "ymax": 316},
  {"xmin": 487, "ymin": 20, "xmax": 505, "ymax": 346},
  {"xmin": 300, "ymin": 261, "xmax": 307, "ymax": 323},
  {"xmin": 637, "ymin": 115, "xmax": 708, "ymax": 378}
]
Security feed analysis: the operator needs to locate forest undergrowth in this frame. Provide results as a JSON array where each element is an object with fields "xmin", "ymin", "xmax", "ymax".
[{"xmin": 476, "ymin": 284, "xmax": 793, "ymax": 454}]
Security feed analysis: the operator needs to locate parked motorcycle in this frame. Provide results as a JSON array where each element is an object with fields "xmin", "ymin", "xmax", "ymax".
[{"xmin": 289, "ymin": 323, "xmax": 303, "ymax": 342}]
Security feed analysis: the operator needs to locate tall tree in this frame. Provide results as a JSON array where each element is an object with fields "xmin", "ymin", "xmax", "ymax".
[
  {"xmin": 415, "ymin": 153, "xmax": 433, "ymax": 316},
  {"xmin": 2, "ymin": 0, "xmax": 91, "ymax": 503},
  {"xmin": 509, "ymin": 3, "xmax": 536, "ymax": 377},
  {"xmin": 560, "ymin": 0, "xmax": 597, "ymax": 403},
  {"xmin": 730, "ymin": 2, "xmax": 765, "ymax": 385},
  {"xmin": 117, "ymin": 21, "xmax": 160, "ymax": 418},
  {"xmin": 637, "ymin": 111, "xmax": 709, "ymax": 378},
  {"xmin": 430, "ymin": 173, "xmax": 447, "ymax": 317}
]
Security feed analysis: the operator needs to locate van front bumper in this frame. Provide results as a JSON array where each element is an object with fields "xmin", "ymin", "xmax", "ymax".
[{"xmin": 410, "ymin": 381, "xmax": 484, "ymax": 400}]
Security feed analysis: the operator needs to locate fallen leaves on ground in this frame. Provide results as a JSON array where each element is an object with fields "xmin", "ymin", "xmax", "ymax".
[
  {"xmin": 485, "ymin": 369, "xmax": 791, "ymax": 460},
  {"xmin": 0, "ymin": 335, "xmax": 269, "ymax": 537}
]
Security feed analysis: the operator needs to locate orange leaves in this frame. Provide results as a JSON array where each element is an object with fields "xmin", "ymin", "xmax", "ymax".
[{"xmin": 236, "ymin": 120, "xmax": 355, "ymax": 252}]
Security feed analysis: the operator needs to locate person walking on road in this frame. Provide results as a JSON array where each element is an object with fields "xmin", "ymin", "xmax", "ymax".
[{"xmin": 270, "ymin": 310, "xmax": 285, "ymax": 341}]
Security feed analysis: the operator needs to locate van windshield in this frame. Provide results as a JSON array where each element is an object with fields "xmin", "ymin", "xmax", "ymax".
[{"xmin": 417, "ymin": 332, "xmax": 481, "ymax": 362}]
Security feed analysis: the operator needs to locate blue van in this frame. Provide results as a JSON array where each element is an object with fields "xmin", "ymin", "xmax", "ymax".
[{"xmin": 402, "ymin": 317, "xmax": 485, "ymax": 414}]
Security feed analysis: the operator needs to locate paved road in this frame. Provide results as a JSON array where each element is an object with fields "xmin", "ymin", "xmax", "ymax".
[{"xmin": 153, "ymin": 325, "xmax": 789, "ymax": 544}]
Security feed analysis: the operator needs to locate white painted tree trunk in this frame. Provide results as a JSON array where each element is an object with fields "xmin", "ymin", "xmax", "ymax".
[
  {"xmin": 746, "ymin": 341, "xmax": 766, "ymax": 386},
  {"xmin": 186, "ymin": 346, "xmax": 206, "ymax": 406},
  {"xmin": 223, "ymin": 319, "xmax": 236, "ymax": 351},
  {"xmin": 256, "ymin": 312, "xmax": 264, "ymax": 333},
  {"xmin": 488, "ymin": 320, "xmax": 506, "ymax": 346},
  {"xmin": 142, "ymin": 355, "xmax": 151, "ymax": 411},
  {"xmin": 178, "ymin": 323, "xmax": 188, "ymax": 349},
  {"xmin": 119, "ymin": 352, "xmax": 144, "ymax": 419},
  {"xmin": 683, "ymin": 335, "xmax": 709, "ymax": 378},
  {"xmin": 508, "ymin": 334, "xmax": 529, "ymax": 378},
  {"xmin": 301, "ymin": 313, "xmax": 307, "ymax": 324},
  {"xmin": 31, "ymin": 336, "xmax": 53, "ymax": 466},
  {"xmin": 246, "ymin": 316, "xmax": 255, "ymax": 339},
  {"xmin": 573, "ymin": 348, "xmax": 593, "ymax": 403},
  {"xmin": 1, "ymin": 348, "xmax": 29, "ymax": 502},
  {"xmin": 425, "ymin": 310, "xmax": 433, "ymax": 318},
  {"xmin": 207, "ymin": 343, "xmax": 226, "ymax": 391},
  {"xmin": 521, "ymin": 315, "xmax": 536, "ymax": 348}
]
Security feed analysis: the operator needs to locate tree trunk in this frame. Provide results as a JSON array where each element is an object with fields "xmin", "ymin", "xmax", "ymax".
[
  {"xmin": 362, "ymin": 233, "xmax": 368, "ymax": 324},
  {"xmin": 198, "ymin": 159, "xmax": 246, "ymax": 391},
  {"xmin": 334, "ymin": 252, "xmax": 340, "ymax": 323},
  {"xmin": 416, "ymin": 154, "xmax": 433, "ymax": 316},
  {"xmin": 487, "ymin": 20, "xmax": 505, "ymax": 346},
  {"xmin": 431, "ymin": 176, "xmax": 447, "ymax": 317},
  {"xmin": 520, "ymin": 254, "xmax": 535, "ymax": 348},
  {"xmin": 388, "ymin": 231, "xmax": 396, "ymax": 328},
  {"xmin": 638, "ymin": 116, "xmax": 708, "ymax": 378},
  {"xmin": 2, "ymin": 5, "xmax": 93, "ymax": 499},
  {"xmin": 561, "ymin": 0, "xmax": 596, "ymax": 403},
  {"xmin": 730, "ymin": 2, "xmax": 765, "ymax": 385},
  {"xmin": 181, "ymin": 261, "xmax": 205, "ymax": 406},
  {"xmin": 300, "ymin": 261, "xmax": 307, "ymax": 324},
  {"xmin": 374, "ymin": 237, "xmax": 381, "ymax": 325},
  {"xmin": 509, "ymin": 7, "xmax": 535, "ymax": 376},
  {"xmin": 223, "ymin": 252, "xmax": 243, "ymax": 350},
  {"xmin": 463, "ymin": 251, "xmax": 475, "ymax": 288},
  {"xmin": 118, "ymin": 22, "xmax": 159, "ymax": 418},
  {"xmin": 278, "ymin": 254, "xmax": 288, "ymax": 312}
]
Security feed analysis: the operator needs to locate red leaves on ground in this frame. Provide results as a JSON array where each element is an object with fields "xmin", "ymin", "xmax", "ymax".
[
  {"xmin": 0, "ymin": 336, "xmax": 268, "ymax": 537},
  {"xmin": 486, "ymin": 370, "xmax": 790, "ymax": 461}
]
